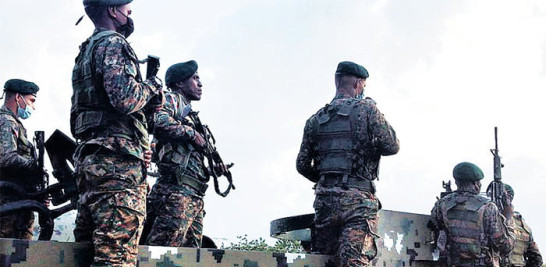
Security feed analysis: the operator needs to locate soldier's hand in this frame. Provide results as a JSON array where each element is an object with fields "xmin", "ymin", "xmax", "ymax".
[
  {"xmin": 148, "ymin": 90, "xmax": 165, "ymax": 112},
  {"xmin": 193, "ymin": 132, "xmax": 206, "ymax": 149},
  {"xmin": 43, "ymin": 195, "xmax": 52, "ymax": 208},
  {"xmin": 144, "ymin": 148, "xmax": 154, "ymax": 168}
]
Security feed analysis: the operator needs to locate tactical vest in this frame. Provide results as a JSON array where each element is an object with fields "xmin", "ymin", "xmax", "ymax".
[
  {"xmin": 508, "ymin": 213, "xmax": 532, "ymax": 266},
  {"xmin": 442, "ymin": 193, "xmax": 490, "ymax": 266},
  {"xmin": 314, "ymin": 98, "xmax": 364, "ymax": 178},
  {"xmin": 0, "ymin": 109, "xmax": 38, "ymax": 192},
  {"xmin": 71, "ymin": 30, "xmax": 147, "ymax": 142},
  {"xmin": 154, "ymin": 93, "xmax": 208, "ymax": 192}
]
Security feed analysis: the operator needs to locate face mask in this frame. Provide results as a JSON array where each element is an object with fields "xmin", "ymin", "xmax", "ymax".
[
  {"xmin": 17, "ymin": 95, "xmax": 33, "ymax": 119},
  {"xmin": 114, "ymin": 8, "xmax": 134, "ymax": 38}
]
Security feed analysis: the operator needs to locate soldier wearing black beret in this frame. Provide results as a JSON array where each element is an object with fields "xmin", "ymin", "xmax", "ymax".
[
  {"xmin": 143, "ymin": 60, "xmax": 230, "ymax": 248},
  {"xmin": 0, "ymin": 79, "xmax": 42, "ymax": 240},
  {"xmin": 430, "ymin": 162, "xmax": 516, "ymax": 266},
  {"xmin": 297, "ymin": 61, "xmax": 399, "ymax": 266}
]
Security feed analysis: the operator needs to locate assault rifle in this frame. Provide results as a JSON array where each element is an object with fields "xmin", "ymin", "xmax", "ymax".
[
  {"xmin": 34, "ymin": 131, "xmax": 48, "ymax": 193},
  {"xmin": 439, "ymin": 180, "xmax": 453, "ymax": 199},
  {"xmin": 188, "ymin": 111, "xmax": 235, "ymax": 197},
  {"xmin": 0, "ymin": 130, "xmax": 78, "ymax": 240},
  {"xmin": 486, "ymin": 127, "xmax": 505, "ymax": 211}
]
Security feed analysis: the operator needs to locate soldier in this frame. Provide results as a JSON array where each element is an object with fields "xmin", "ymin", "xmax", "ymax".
[
  {"xmin": 430, "ymin": 162, "xmax": 515, "ymax": 267},
  {"xmin": 296, "ymin": 61, "xmax": 400, "ymax": 266},
  {"xmin": 501, "ymin": 184, "xmax": 542, "ymax": 267},
  {"xmin": 71, "ymin": 0, "xmax": 163, "ymax": 265},
  {"xmin": 0, "ymin": 79, "xmax": 41, "ymax": 239},
  {"xmin": 142, "ymin": 60, "xmax": 224, "ymax": 247}
]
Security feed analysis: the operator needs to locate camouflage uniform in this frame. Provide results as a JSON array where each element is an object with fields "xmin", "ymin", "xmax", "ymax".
[
  {"xmin": 71, "ymin": 29, "xmax": 161, "ymax": 266},
  {"xmin": 503, "ymin": 211, "xmax": 542, "ymax": 267},
  {"xmin": 143, "ymin": 91, "xmax": 207, "ymax": 247},
  {"xmin": 430, "ymin": 191, "xmax": 514, "ymax": 267},
  {"xmin": 297, "ymin": 94, "xmax": 399, "ymax": 266},
  {"xmin": 0, "ymin": 105, "xmax": 39, "ymax": 239}
]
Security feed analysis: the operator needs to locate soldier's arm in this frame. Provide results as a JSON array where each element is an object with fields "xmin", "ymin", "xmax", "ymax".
[
  {"xmin": 153, "ymin": 93, "xmax": 199, "ymax": 142},
  {"xmin": 364, "ymin": 101, "xmax": 399, "ymax": 156},
  {"xmin": 0, "ymin": 120, "xmax": 37, "ymax": 171},
  {"xmin": 296, "ymin": 118, "xmax": 319, "ymax": 182},
  {"xmin": 525, "ymin": 237, "xmax": 543, "ymax": 267},
  {"xmin": 522, "ymin": 219, "xmax": 543, "ymax": 267},
  {"xmin": 99, "ymin": 36, "xmax": 161, "ymax": 115},
  {"xmin": 483, "ymin": 202, "xmax": 515, "ymax": 255}
]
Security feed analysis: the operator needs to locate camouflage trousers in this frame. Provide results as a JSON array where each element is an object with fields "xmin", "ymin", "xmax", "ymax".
[
  {"xmin": 0, "ymin": 209, "xmax": 34, "ymax": 239},
  {"xmin": 74, "ymin": 150, "xmax": 147, "ymax": 267},
  {"xmin": 312, "ymin": 186, "xmax": 380, "ymax": 267},
  {"xmin": 143, "ymin": 182, "xmax": 204, "ymax": 247}
]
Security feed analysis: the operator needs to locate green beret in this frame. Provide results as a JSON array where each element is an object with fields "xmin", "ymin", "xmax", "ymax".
[
  {"xmin": 335, "ymin": 61, "xmax": 369, "ymax": 79},
  {"xmin": 165, "ymin": 60, "xmax": 198, "ymax": 88},
  {"xmin": 453, "ymin": 162, "xmax": 484, "ymax": 181},
  {"xmin": 4, "ymin": 79, "xmax": 39, "ymax": 96},
  {"xmin": 504, "ymin": 184, "xmax": 514, "ymax": 200},
  {"xmin": 83, "ymin": 0, "xmax": 132, "ymax": 7}
]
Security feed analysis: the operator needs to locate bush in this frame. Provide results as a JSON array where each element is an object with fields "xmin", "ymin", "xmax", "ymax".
[{"xmin": 221, "ymin": 235, "xmax": 304, "ymax": 253}]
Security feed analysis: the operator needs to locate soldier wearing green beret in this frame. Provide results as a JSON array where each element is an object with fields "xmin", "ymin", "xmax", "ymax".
[
  {"xmin": 297, "ymin": 61, "xmax": 399, "ymax": 266},
  {"xmin": 430, "ymin": 162, "xmax": 515, "ymax": 266},
  {"xmin": 500, "ymin": 184, "xmax": 543, "ymax": 267},
  {"xmin": 0, "ymin": 79, "xmax": 43, "ymax": 239},
  {"xmin": 142, "ymin": 61, "xmax": 227, "ymax": 248},
  {"xmin": 71, "ymin": 0, "xmax": 164, "ymax": 265}
]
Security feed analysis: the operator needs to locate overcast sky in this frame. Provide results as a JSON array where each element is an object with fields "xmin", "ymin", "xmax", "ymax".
[{"xmin": 1, "ymin": 0, "xmax": 545, "ymax": 252}]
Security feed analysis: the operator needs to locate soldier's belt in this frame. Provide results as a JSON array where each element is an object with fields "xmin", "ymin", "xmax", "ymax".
[{"xmin": 319, "ymin": 173, "xmax": 375, "ymax": 193}]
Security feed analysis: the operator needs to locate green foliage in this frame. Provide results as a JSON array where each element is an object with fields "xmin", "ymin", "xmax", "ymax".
[{"xmin": 221, "ymin": 235, "xmax": 304, "ymax": 253}]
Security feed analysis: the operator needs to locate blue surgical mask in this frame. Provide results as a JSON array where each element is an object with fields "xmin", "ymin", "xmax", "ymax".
[{"xmin": 17, "ymin": 95, "xmax": 33, "ymax": 119}]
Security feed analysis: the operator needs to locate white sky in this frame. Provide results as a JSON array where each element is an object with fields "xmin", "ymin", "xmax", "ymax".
[{"xmin": 1, "ymin": 0, "xmax": 545, "ymax": 252}]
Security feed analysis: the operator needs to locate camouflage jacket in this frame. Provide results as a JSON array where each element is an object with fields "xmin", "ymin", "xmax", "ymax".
[
  {"xmin": 153, "ymin": 91, "xmax": 207, "ymax": 195},
  {"xmin": 0, "ymin": 105, "xmax": 40, "ymax": 193},
  {"xmin": 430, "ymin": 191, "xmax": 515, "ymax": 266},
  {"xmin": 296, "ymin": 96, "xmax": 399, "ymax": 183},
  {"xmin": 71, "ymin": 30, "xmax": 161, "ymax": 161},
  {"xmin": 504, "ymin": 211, "xmax": 543, "ymax": 267}
]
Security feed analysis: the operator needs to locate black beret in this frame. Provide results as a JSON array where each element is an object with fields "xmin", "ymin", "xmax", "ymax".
[
  {"xmin": 453, "ymin": 162, "xmax": 484, "ymax": 181},
  {"xmin": 84, "ymin": 0, "xmax": 132, "ymax": 7},
  {"xmin": 4, "ymin": 79, "xmax": 39, "ymax": 96},
  {"xmin": 165, "ymin": 60, "xmax": 198, "ymax": 88},
  {"xmin": 335, "ymin": 61, "xmax": 369, "ymax": 79}
]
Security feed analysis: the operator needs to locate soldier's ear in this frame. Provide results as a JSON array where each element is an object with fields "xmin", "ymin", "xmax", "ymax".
[{"xmin": 107, "ymin": 6, "xmax": 117, "ymax": 18}]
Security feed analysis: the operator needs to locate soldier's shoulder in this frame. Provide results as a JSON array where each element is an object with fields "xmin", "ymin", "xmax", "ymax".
[{"xmin": 0, "ymin": 112, "xmax": 18, "ymax": 126}]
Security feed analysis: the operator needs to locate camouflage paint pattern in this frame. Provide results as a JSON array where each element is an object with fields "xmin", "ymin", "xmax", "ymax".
[
  {"xmin": 73, "ymin": 152, "xmax": 147, "ymax": 266},
  {"xmin": 0, "ymin": 106, "xmax": 39, "ymax": 240},
  {"xmin": 312, "ymin": 187, "xmax": 379, "ymax": 267},
  {"xmin": 144, "ymin": 182, "xmax": 204, "ymax": 247},
  {"xmin": 0, "ymin": 238, "xmax": 335, "ymax": 267},
  {"xmin": 296, "ymin": 95, "xmax": 399, "ymax": 266},
  {"xmin": 504, "ymin": 211, "xmax": 543, "ymax": 267},
  {"xmin": 430, "ymin": 191, "xmax": 515, "ymax": 266}
]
